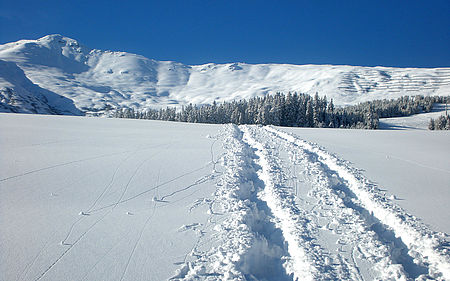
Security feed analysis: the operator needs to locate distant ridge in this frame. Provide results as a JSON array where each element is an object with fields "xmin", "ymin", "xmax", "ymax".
[{"xmin": 1, "ymin": 34, "xmax": 449, "ymax": 115}]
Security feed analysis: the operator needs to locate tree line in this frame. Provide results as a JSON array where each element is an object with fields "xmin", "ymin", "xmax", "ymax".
[{"xmin": 111, "ymin": 93, "xmax": 447, "ymax": 129}]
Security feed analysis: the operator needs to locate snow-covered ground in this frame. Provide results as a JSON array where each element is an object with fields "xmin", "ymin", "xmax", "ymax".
[
  {"xmin": 1, "ymin": 34, "xmax": 449, "ymax": 115},
  {"xmin": 0, "ymin": 114, "xmax": 224, "ymax": 281},
  {"xmin": 379, "ymin": 103, "xmax": 449, "ymax": 130},
  {"xmin": 1, "ymin": 113, "xmax": 449, "ymax": 280}
]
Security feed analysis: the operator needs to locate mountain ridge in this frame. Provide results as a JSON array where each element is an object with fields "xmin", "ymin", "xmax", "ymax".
[{"xmin": 1, "ymin": 34, "xmax": 449, "ymax": 115}]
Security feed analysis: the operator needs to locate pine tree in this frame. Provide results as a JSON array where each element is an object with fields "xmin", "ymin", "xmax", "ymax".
[
  {"xmin": 305, "ymin": 99, "xmax": 314, "ymax": 127},
  {"xmin": 428, "ymin": 118, "xmax": 435, "ymax": 130},
  {"xmin": 436, "ymin": 115, "xmax": 447, "ymax": 130}
]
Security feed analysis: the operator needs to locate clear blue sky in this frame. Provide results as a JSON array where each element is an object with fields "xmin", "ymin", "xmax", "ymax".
[{"xmin": 1, "ymin": 0, "xmax": 449, "ymax": 67}]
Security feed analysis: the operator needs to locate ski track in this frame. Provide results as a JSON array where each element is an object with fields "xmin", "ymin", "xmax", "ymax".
[
  {"xmin": 263, "ymin": 125, "xmax": 450, "ymax": 280},
  {"xmin": 173, "ymin": 124, "xmax": 449, "ymax": 281},
  {"xmin": 32, "ymin": 145, "xmax": 169, "ymax": 281},
  {"xmin": 60, "ymin": 146, "xmax": 142, "ymax": 246},
  {"xmin": 18, "ymin": 239, "xmax": 52, "ymax": 281},
  {"xmin": 0, "ymin": 143, "xmax": 169, "ymax": 184},
  {"xmin": 87, "ymin": 159, "xmax": 212, "ymax": 214},
  {"xmin": 119, "ymin": 202, "xmax": 157, "ymax": 281},
  {"xmin": 0, "ymin": 149, "xmax": 131, "ymax": 183},
  {"xmin": 159, "ymin": 174, "xmax": 215, "ymax": 202},
  {"xmin": 79, "ymin": 227, "xmax": 134, "ymax": 281},
  {"xmin": 16, "ymin": 150, "xmax": 135, "ymax": 281},
  {"xmin": 119, "ymin": 162, "xmax": 164, "ymax": 281},
  {"xmin": 241, "ymin": 125, "xmax": 332, "ymax": 281},
  {"xmin": 33, "ymin": 208, "xmax": 112, "ymax": 281},
  {"xmin": 245, "ymin": 125, "xmax": 407, "ymax": 280}
]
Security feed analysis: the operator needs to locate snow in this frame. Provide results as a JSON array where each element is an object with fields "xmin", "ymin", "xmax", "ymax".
[
  {"xmin": 0, "ymin": 113, "xmax": 223, "ymax": 281},
  {"xmin": 265, "ymin": 126, "xmax": 449, "ymax": 279},
  {"xmin": 278, "ymin": 126, "xmax": 450, "ymax": 235},
  {"xmin": 1, "ymin": 34, "xmax": 449, "ymax": 115},
  {"xmin": 380, "ymin": 103, "xmax": 449, "ymax": 130},
  {"xmin": 1, "ymin": 113, "xmax": 449, "ymax": 280}
]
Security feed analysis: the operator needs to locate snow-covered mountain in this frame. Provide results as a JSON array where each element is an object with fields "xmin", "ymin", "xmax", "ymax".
[{"xmin": 1, "ymin": 34, "xmax": 449, "ymax": 115}]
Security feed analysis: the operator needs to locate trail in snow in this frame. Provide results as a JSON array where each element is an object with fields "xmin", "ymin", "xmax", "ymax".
[
  {"xmin": 119, "ymin": 198, "xmax": 157, "ymax": 281},
  {"xmin": 171, "ymin": 125, "xmax": 291, "ymax": 280},
  {"xmin": 262, "ymin": 125, "xmax": 449, "ymax": 280},
  {"xmin": 175, "ymin": 124, "xmax": 449, "ymax": 281},
  {"xmin": 60, "ymin": 149, "xmax": 137, "ymax": 246},
  {"xmin": 243, "ymin": 126, "xmax": 410, "ymax": 280},
  {"xmin": 241, "ymin": 126, "xmax": 333, "ymax": 281},
  {"xmin": 87, "ymin": 163, "xmax": 212, "ymax": 213}
]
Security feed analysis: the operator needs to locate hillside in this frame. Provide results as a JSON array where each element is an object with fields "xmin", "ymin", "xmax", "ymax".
[{"xmin": 1, "ymin": 35, "xmax": 449, "ymax": 115}]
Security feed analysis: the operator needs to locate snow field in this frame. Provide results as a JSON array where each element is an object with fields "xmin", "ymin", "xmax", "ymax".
[
  {"xmin": 379, "ymin": 103, "xmax": 450, "ymax": 130},
  {"xmin": 1, "ymin": 113, "xmax": 449, "ymax": 280},
  {"xmin": 0, "ymin": 114, "xmax": 224, "ymax": 281}
]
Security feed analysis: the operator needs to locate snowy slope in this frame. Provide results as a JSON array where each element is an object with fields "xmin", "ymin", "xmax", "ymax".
[
  {"xmin": 1, "ymin": 34, "xmax": 449, "ymax": 115},
  {"xmin": 1, "ymin": 113, "xmax": 449, "ymax": 280},
  {"xmin": 0, "ymin": 59, "xmax": 82, "ymax": 115},
  {"xmin": 379, "ymin": 103, "xmax": 449, "ymax": 130}
]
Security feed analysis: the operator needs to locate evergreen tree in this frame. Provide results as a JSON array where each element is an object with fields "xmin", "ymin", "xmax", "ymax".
[
  {"xmin": 436, "ymin": 115, "xmax": 447, "ymax": 130},
  {"xmin": 428, "ymin": 118, "xmax": 435, "ymax": 130}
]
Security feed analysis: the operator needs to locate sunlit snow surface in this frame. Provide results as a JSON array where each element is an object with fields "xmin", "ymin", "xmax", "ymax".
[
  {"xmin": 1, "ymin": 113, "xmax": 449, "ymax": 281},
  {"xmin": 0, "ymin": 114, "xmax": 223, "ymax": 281},
  {"xmin": 379, "ymin": 104, "xmax": 450, "ymax": 130}
]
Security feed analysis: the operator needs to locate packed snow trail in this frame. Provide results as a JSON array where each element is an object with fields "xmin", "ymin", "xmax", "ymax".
[
  {"xmin": 171, "ymin": 125, "xmax": 292, "ymax": 280},
  {"xmin": 240, "ymin": 126, "xmax": 408, "ymax": 281},
  {"xmin": 260, "ymin": 125, "xmax": 450, "ymax": 280},
  {"xmin": 176, "ymin": 124, "xmax": 449, "ymax": 280},
  {"xmin": 241, "ymin": 126, "xmax": 333, "ymax": 281}
]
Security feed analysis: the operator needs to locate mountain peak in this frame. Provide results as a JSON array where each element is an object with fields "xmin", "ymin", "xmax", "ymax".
[
  {"xmin": 39, "ymin": 34, "xmax": 65, "ymax": 41},
  {"xmin": 36, "ymin": 34, "xmax": 86, "ymax": 50}
]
